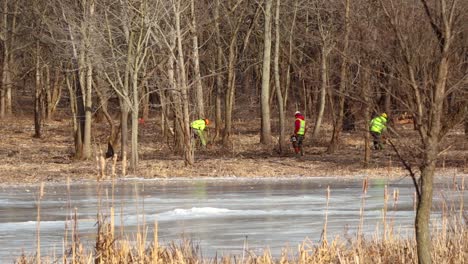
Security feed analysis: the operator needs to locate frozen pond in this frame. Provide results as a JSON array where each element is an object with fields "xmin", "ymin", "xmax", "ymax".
[{"xmin": 0, "ymin": 176, "xmax": 465, "ymax": 262}]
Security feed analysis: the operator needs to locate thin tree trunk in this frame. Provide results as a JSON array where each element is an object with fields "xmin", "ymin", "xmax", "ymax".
[
  {"xmin": 5, "ymin": 0, "xmax": 18, "ymax": 115},
  {"xmin": 34, "ymin": 41, "xmax": 42, "ymax": 138},
  {"xmin": 327, "ymin": 0, "xmax": 350, "ymax": 153},
  {"xmin": 142, "ymin": 84, "xmax": 149, "ymax": 121},
  {"xmin": 260, "ymin": 0, "xmax": 273, "ymax": 144},
  {"xmin": 274, "ymin": 0, "xmax": 286, "ymax": 153},
  {"xmin": 191, "ymin": 0, "xmax": 204, "ymax": 118},
  {"xmin": 81, "ymin": 1, "xmax": 95, "ymax": 160},
  {"xmin": 465, "ymin": 109, "xmax": 468, "ymax": 139},
  {"xmin": 222, "ymin": 28, "xmax": 238, "ymax": 146},
  {"xmin": 168, "ymin": 30, "xmax": 184, "ymax": 153},
  {"xmin": 284, "ymin": 0, "xmax": 298, "ymax": 110},
  {"xmin": 1, "ymin": 0, "xmax": 15, "ymax": 117},
  {"xmin": 131, "ymin": 71, "xmax": 139, "ymax": 171},
  {"xmin": 384, "ymin": 86, "xmax": 392, "ymax": 118},
  {"xmin": 312, "ymin": 45, "xmax": 328, "ymax": 139},
  {"xmin": 95, "ymin": 78, "xmax": 118, "ymax": 155},
  {"xmin": 119, "ymin": 99, "xmax": 129, "ymax": 176},
  {"xmin": 44, "ymin": 65, "xmax": 51, "ymax": 120},
  {"xmin": 362, "ymin": 66, "xmax": 371, "ymax": 165},
  {"xmin": 66, "ymin": 72, "xmax": 82, "ymax": 158},
  {"xmin": 82, "ymin": 61, "xmax": 93, "ymax": 160},
  {"xmin": 50, "ymin": 68, "xmax": 62, "ymax": 118},
  {"xmin": 159, "ymin": 88, "xmax": 172, "ymax": 144},
  {"xmin": 0, "ymin": 0, "xmax": 9, "ymax": 118},
  {"xmin": 214, "ymin": 0, "xmax": 223, "ymax": 141},
  {"xmin": 75, "ymin": 69, "xmax": 86, "ymax": 159},
  {"xmin": 174, "ymin": 1, "xmax": 194, "ymax": 165}
]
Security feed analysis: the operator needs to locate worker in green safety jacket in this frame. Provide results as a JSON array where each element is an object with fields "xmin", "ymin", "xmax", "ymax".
[
  {"xmin": 190, "ymin": 119, "xmax": 210, "ymax": 147},
  {"xmin": 369, "ymin": 113, "xmax": 388, "ymax": 150}
]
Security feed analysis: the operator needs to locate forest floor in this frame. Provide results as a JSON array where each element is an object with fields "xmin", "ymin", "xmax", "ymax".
[{"xmin": 0, "ymin": 113, "xmax": 466, "ymax": 186}]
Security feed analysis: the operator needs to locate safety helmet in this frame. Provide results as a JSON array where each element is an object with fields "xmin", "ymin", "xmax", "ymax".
[
  {"xmin": 204, "ymin": 119, "xmax": 210, "ymax": 125},
  {"xmin": 294, "ymin": 111, "xmax": 301, "ymax": 116},
  {"xmin": 381, "ymin": 113, "xmax": 387, "ymax": 118}
]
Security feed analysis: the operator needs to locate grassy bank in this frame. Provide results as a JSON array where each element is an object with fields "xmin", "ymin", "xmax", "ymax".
[{"xmin": 1, "ymin": 116, "xmax": 467, "ymax": 186}]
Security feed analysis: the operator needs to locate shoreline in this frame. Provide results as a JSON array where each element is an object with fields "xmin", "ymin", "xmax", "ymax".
[{"xmin": 1, "ymin": 165, "xmax": 465, "ymax": 188}]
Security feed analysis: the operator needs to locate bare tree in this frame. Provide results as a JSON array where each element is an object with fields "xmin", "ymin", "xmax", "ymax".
[
  {"xmin": 100, "ymin": 0, "xmax": 155, "ymax": 170},
  {"xmin": 173, "ymin": 0, "xmax": 194, "ymax": 165},
  {"xmin": 190, "ymin": 0, "xmax": 205, "ymax": 119},
  {"xmin": 221, "ymin": 2, "xmax": 247, "ymax": 147},
  {"xmin": 273, "ymin": 0, "xmax": 287, "ymax": 153},
  {"xmin": 327, "ymin": 0, "xmax": 350, "ymax": 153},
  {"xmin": 53, "ymin": 0, "xmax": 96, "ymax": 160},
  {"xmin": 379, "ymin": 0, "xmax": 468, "ymax": 262},
  {"xmin": 260, "ymin": 0, "xmax": 273, "ymax": 144},
  {"xmin": 311, "ymin": 0, "xmax": 334, "ymax": 140},
  {"xmin": 213, "ymin": 0, "xmax": 223, "ymax": 141},
  {"xmin": 33, "ymin": 40, "xmax": 42, "ymax": 138},
  {"xmin": 0, "ymin": 0, "xmax": 19, "ymax": 118}
]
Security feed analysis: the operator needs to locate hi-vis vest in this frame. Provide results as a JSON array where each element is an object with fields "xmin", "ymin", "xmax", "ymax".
[
  {"xmin": 370, "ymin": 116, "xmax": 387, "ymax": 134},
  {"xmin": 296, "ymin": 118, "xmax": 305, "ymax": 135},
  {"xmin": 191, "ymin": 119, "xmax": 206, "ymax": 130}
]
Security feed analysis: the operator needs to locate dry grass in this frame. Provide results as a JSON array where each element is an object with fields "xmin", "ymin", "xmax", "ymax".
[{"xmin": 0, "ymin": 114, "xmax": 466, "ymax": 186}]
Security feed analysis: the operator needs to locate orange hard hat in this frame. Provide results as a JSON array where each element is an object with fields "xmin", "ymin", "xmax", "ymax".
[{"xmin": 204, "ymin": 119, "xmax": 210, "ymax": 125}]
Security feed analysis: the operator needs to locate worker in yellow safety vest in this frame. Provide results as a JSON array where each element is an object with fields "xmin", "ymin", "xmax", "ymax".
[
  {"xmin": 291, "ymin": 111, "xmax": 306, "ymax": 156},
  {"xmin": 190, "ymin": 119, "xmax": 210, "ymax": 147},
  {"xmin": 369, "ymin": 113, "xmax": 388, "ymax": 150}
]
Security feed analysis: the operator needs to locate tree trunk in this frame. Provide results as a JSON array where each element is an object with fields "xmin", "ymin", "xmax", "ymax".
[
  {"xmin": 44, "ymin": 65, "xmax": 62, "ymax": 121},
  {"xmin": 168, "ymin": 30, "xmax": 184, "ymax": 153},
  {"xmin": 284, "ymin": 0, "xmax": 298, "ymax": 111},
  {"xmin": 191, "ymin": 0, "xmax": 204, "ymax": 119},
  {"xmin": 74, "ymin": 70, "xmax": 86, "ymax": 159},
  {"xmin": 0, "ymin": 0, "xmax": 9, "ymax": 118},
  {"xmin": 120, "ymin": 100, "xmax": 129, "ymax": 174},
  {"xmin": 222, "ymin": 30, "xmax": 238, "ymax": 147},
  {"xmin": 66, "ymin": 72, "xmax": 81, "ymax": 158},
  {"xmin": 274, "ymin": 0, "xmax": 287, "ymax": 153},
  {"xmin": 416, "ymin": 148, "xmax": 436, "ymax": 264},
  {"xmin": 50, "ymin": 68, "xmax": 62, "ymax": 119},
  {"xmin": 1, "ymin": 50, "xmax": 11, "ymax": 118},
  {"xmin": 174, "ymin": 1, "xmax": 194, "ymax": 165},
  {"xmin": 142, "ymin": 84, "xmax": 149, "ymax": 121},
  {"xmin": 214, "ymin": 0, "xmax": 223, "ymax": 141},
  {"xmin": 158, "ymin": 86, "xmax": 169, "ymax": 142},
  {"xmin": 131, "ymin": 75, "xmax": 139, "ymax": 171},
  {"xmin": 260, "ymin": 0, "xmax": 273, "ymax": 144},
  {"xmin": 33, "ymin": 41, "xmax": 42, "ymax": 138},
  {"xmin": 327, "ymin": 0, "xmax": 350, "ymax": 154},
  {"xmin": 82, "ymin": 62, "xmax": 93, "ymax": 160},
  {"xmin": 44, "ymin": 65, "xmax": 51, "ymax": 120},
  {"xmin": 465, "ymin": 109, "xmax": 468, "ymax": 139},
  {"xmin": 312, "ymin": 45, "xmax": 328, "ymax": 139},
  {"xmin": 95, "ymin": 78, "xmax": 118, "ymax": 156},
  {"xmin": 222, "ymin": 13, "xmax": 242, "ymax": 147},
  {"xmin": 1, "ymin": 0, "xmax": 16, "ymax": 117},
  {"xmin": 362, "ymin": 67, "xmax": 371, "ymax": 165}
]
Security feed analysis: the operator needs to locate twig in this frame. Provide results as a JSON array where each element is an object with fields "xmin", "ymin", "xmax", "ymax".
[{"xmin": 388, "ymin": 138, "xmax": 421, "ymax": 200}]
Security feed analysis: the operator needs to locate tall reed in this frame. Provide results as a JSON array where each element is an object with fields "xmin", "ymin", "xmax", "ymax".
[{"xmin": 15, "ymin": 157, "xmax": 467, "ymax": 264}]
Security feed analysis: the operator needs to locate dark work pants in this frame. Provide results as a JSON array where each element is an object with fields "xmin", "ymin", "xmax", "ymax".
[{"xmin": 370, "ymin": 131, "xmax": 383, "ymax": 150}]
